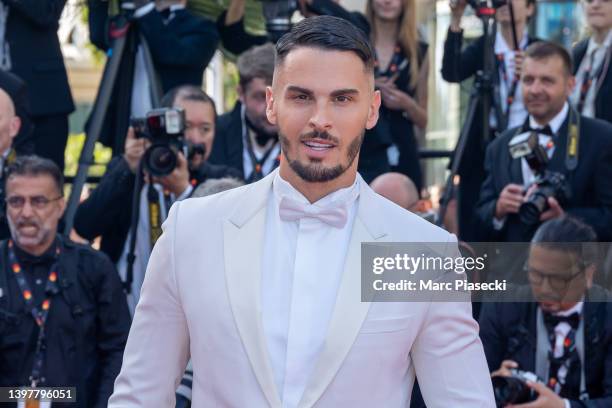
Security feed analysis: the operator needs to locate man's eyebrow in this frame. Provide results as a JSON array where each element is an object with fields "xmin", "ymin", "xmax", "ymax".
[{"xmin": 285, "ymin": 86, "xmax": 360, "ymax": 97}]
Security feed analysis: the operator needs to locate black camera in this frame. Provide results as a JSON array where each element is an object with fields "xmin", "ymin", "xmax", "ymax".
[
  {"xmin": 130, "ymin": 108, "xmax": 186, "ymax": 177},
  {"xmin": 492, "ymin": 369, "xmax": 542, "ymax": 406},
  {"xmin": 508, "ymin": 132, "xmax": 572, "ymax": 225},
  {"xmin": 257, "ymin": 0, "xmax": 298, "ymax": 42}
]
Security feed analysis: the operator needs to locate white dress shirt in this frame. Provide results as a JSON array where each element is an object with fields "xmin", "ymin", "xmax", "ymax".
[
  {"xmin": 549, "ymin": 301, "xmax": 584, "ymax": 408},
  {"xmin": 493, "ymin": 103, "xmax": 569, "ymax": 229},
  {"xmin": 117, "ymin": 182, "xmax": 192, "ymax": 315},
  {"xmin": 492, "ymin": 29, "xmax": 529, "ymax": 130},
  {"xmin": 261, "ymin": 172, "xmax": 360, "ymax": 407},
  {"xmin": 571, "ymin": 30, "xmax": 612, "ymax": 118}
]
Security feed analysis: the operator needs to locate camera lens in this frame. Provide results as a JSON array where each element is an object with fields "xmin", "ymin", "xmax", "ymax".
[
  {"xmin": 492, "ymin": 376, "xmax": 532, "ymax": 405},
  {"xmin": 144, "ymin": 144, "xmax": 177, "ymax": 177},
  {"xmin": 519, "ymin": 190, "xmax": 550, "ymax": 225}
]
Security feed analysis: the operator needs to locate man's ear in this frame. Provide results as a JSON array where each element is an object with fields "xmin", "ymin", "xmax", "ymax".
[
  {"xmin": 9, "ymin": 116, "xmax": 21, "ymax": 139},
  {"xmin": 366, "ymin": 89, "xmax": 381, "ymax": 130},
  {"xmin": 266, "ymin": 86, "xmax": 277, "ymax": 125}
]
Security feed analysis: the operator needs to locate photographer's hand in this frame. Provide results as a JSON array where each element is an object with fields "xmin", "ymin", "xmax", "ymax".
[
  {"xmin": 449, "ymin": 0, "xmax": 467, "ymax": 32},
  {"xmin": 123, "ymin": 127, "xmax": 150, "ymax": 174},
  {"xmin": 491, "ymin": 360, "xmax": 518, "ymax": 378},
  {"xmin": 154, "ymin": 152, "xmax": 190, "ymax": 197},
  {"xmin": 495, "ymin": 184, "xmax": 524, "ymax": 219},
  {"xmin": 507, "ymin": 381, "xmax": 565, "ymax": 408}
]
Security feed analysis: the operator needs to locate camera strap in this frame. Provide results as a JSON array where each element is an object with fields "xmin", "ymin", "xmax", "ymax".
[
  {"xmin": 244, "ymin": 129, "xmax": 279, "ymax": 183},
  {"xmin": 7, "ymin": 239, "xmax": 61, "ymax": 387},
  {"xmin": 565, "ymin": 107, "xmax": 580, "ymax": 172},
  {"xmin": 147, "ymin": 184, "xmax": 163, "ymax": 248}
]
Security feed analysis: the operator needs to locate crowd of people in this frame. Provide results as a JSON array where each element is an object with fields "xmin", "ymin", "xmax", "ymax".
[{"xmin": 0, "ymin": 0, "xmax": 610, "ymax": 407}]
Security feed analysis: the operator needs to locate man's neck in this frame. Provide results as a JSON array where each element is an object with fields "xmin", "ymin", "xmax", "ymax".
[
  {"xmin": 499, "ymin": 22, "xmax": 526, "ymax": 50},
  {"xmin": 17, "ymin": 238, "xmax": 55, "ymax": 257},
  {"xmin": 279, "ymin": 162, "xmax": 358, "ymax": 204},
  {"xmin": 592, "ymin": 28, "xmax": 610, "ymax": 45}
]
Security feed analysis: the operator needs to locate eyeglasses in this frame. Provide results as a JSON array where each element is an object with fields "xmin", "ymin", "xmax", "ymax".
[
  {"xmin": 525, "ymin": 265, "xmax": 585, "ymax": 291},
  {"xmin": 5, "ymin": 195, "xmax": 63, "ymax": 210}
]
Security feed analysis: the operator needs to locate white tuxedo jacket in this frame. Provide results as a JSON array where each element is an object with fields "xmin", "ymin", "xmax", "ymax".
[{"xmin": 109, "ymin": 170, "xmax": 495, "ymax": 407}]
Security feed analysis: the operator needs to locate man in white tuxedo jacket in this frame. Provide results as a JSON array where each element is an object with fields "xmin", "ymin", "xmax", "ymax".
[{"xmin": 110, "ymin": 15, "xmax": 495, "ymax": 407}]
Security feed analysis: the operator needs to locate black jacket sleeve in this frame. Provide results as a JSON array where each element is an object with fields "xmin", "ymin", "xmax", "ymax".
[
  {"xmin": 74, "ymin": 157, "xmax": 136, "ymax": 241},
  {"xmin": 215, "ymin": 10, "xmax": 268, "ymax": 55},
  {"xmin": 87, "ymin": 0, "xmax": 110, "ymax": 51},
  {"xmin": 137, "ymin": 10, "xmax": 219, "ymax": 69},
  {"xmin": 478, "ymin": 302, "xmax": 507, "ymax": 373},
  {"xmin": 89, "ymin": 251, "xmax": 131, "ymax": 407},
  {"xmin": 309, "ymin": 0, "xmax": 370, "ymax": 34},
  {"xmin": 4, "ymin": 0, "xmax": 66, "ymax": 28},
  {"xmin": 441, "ymin": 29, "xmax": 484, "ymax": 83},
  {"xmin": 475, "ymin": 139, "xmax": 504, "ymax": 240}
]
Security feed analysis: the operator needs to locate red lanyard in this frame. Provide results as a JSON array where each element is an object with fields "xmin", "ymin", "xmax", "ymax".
[{"xmin": 496, "ymin": 53, "xmax": 520, "ymax": 120}]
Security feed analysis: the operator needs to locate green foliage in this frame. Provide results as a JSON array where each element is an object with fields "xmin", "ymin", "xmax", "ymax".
[{"xmin": 64, "ymin": 133, "xmax": 113, "ymax": 177}]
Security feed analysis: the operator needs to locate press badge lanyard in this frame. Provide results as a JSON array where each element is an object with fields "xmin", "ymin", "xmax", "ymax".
[
  {"xmin": 496, "ymin": 53, "xmax": 521, "ymax": 121},
  {"xmin": 7, "ymin": 239, "xmax": 61, "ymax": 388}
]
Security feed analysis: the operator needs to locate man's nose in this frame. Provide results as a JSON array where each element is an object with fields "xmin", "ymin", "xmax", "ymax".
[{"xmin": 309, "ymin": 101, "xmax": 332, "ymax": 131}]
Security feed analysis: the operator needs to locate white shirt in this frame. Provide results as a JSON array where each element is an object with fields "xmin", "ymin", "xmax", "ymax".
[
  {"xmin": 117, "ymin": 182, "xmax": 192, "ymax": 315},
  {"xmin": 549, "ymin": 301, "xmax": 584, "ymax": 408},
  {"xmin": 493, "ymin": 103, "xmax": 569, "ymax": 229},
  {"xmin": 571, "ymin": 30, "xmax": 612, "ymax": 118},
  {"xmin": 241, "ymin": 104, "xmax": 281, "ymax": 180},
  {"xmin": 492, "ymin": 29, "xmax": 529, "ymax": 130},
  {"xmin": 261, "ymin": 172, "xmax": 360, "ymax": 407}
]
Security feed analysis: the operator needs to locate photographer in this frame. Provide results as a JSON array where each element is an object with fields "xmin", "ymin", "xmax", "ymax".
[
  {"xmin": 0, "ymin": 87, "xmax": 21, "ymax": 240},
  {"xmin": 74, "ymin": 86, "xmax": 239, "ymax": 313},
  {"xmin": 476, "ymin": 41, "xmax": 612, "ymax": 244},
  {"xmin": 442, "ymin": 0, "xmax": 538, "ymax": 241},
  {"xmin": 479, "ymin": 216, "xmax": 612, "ymax": 408},
  {"xmin": 209, "ymin": 43, "xmax": 281, "ymax": 182},
  {"xmin": 87, "ymin": 0, "xmax": 219, "ymax": 152}
]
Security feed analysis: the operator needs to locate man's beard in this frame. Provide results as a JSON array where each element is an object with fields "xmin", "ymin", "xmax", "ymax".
[
  {"xmin": 280, "ymin": 129, "xmax": 364, "ymax": 183},
  {"xmin": 245, "ymin": 114, "xmax": 277, "ymax": 146}
]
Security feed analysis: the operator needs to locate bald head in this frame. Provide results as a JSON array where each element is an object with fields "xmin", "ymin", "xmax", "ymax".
[
  {"xmin": 371, "ymin": 172, "xmax": 419, "ymax": 211},
  {"xmin": 0, "ymin": 87, "xmax": 20, "ymax": 154}
]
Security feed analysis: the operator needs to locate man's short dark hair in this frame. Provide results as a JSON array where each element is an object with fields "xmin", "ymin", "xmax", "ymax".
[
  {"xmin": 237, "ymin": 43, "xmax": 276, "ymax": 90},
  {"xmin": 524, "ymin": 41, "xmax": 573, "ymax": 76},
  {"xmin": 531, "ymin": 216, "xmax": 599, "ymax": 266},
  {"xmin": 5, "ymin": 155, "xmax": 64, "ymax": 194},
  {"xmin": 275, "ymin": 15, "xmax": 375, "ymax": 73},
  {"xmin": 161, "ymin": 85, "xmax": 217, "ymax": 119}
]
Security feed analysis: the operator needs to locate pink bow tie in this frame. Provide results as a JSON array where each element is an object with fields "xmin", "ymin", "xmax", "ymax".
[{"xmin": 278, "ymin": 196, "xmax": 348, "ymax": 228}]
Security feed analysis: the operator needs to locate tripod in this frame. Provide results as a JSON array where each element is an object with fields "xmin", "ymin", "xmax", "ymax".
[
  {"xmin": 437, "ymin": 0, "xmax": 520, "ymax": 232},
  {"xmin": 63, "ymin": 3, "xmax": 162, "ymax": 236}
]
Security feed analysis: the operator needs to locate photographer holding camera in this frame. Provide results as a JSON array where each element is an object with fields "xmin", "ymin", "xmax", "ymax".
[
  {"xmin": 479, "ymin": 216, "xmax": 612, "ymax": 408},
  {"xmin": 442, "ymin": 0, "xmax": 539, "ymax": 241},
  {"xmin": 74, "ymin": 86, "xmax": 239, "ymax": 314},
  {"xmin": 87, "ymin": 0, "xmax": 219, "ymax": 153},
  {"xmin": 476, "ymin": 41, "xmax": 612, "ymax": 244}
]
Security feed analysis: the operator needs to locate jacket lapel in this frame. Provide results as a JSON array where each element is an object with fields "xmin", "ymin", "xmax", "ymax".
[
  {"xmin": 223, "ymin": 172, "xmax": 281, "ymax": 408},
  {"xmin": 298, "ymin": 183, "xmax": 387, "ymax": 408}
]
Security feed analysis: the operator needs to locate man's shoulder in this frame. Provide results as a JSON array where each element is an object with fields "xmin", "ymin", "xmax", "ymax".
[
  {"xmin": 366, "ymin": 187, "xmax": 453, "ymax": 244},
  {"xmin": 63, "ymin": 238, "xmax": 114, "ymax": 267},
  {"xmin": 580, "ymin": 115, "xmax": 612, "ymax": 142}
]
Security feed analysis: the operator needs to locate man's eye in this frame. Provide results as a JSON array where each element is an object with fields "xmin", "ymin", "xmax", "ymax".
[
  {"xmin": 336, "ymin": 95, "xmax": 351, "ymax": 103},
  {"xmin": 294, "ymin": 94, "xmax": 309, "ymax": 101}
]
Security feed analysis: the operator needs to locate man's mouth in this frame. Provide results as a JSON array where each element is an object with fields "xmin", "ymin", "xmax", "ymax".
[{"xmin": 302, "ymin": 140, "xmax": 335, "ymax": 151}]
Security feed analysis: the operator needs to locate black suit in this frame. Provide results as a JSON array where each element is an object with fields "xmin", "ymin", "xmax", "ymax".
[
  {"xmin": 573, "ymin": 38, "xmax": 612, "ymax": 124},
  {"xmin": 479, "ymin": 285, "xmax": 612, "ymax": 407},
  {"xmin": 441, "ymin": 28, "xmax": 540, "ymax": 241},
  {"xmin": 0, "ymin": 237, "xmax": 131, "ymax": 408},
  {"xmin": 74, "ymin": 156, "xmax": 240, "ymax": 263},
  {"xmin": 87, "ymin": 2, "xmax": 219, "ymax": 152},
  {"xmin": 476, "ymin": 112, "xmax": 612, "ymax": 243},
  {"xmin": 209, "ymin": 103, "xmax": 245, "ymax": 176},
  {"xmin": 4, "ymin": 0, "xmax": 75, "ymax": 170}
]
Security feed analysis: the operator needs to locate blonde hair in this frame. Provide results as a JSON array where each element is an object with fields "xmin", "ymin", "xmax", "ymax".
[{"xmin": 366, "ymin": 0, "xmax": 420, "ymax": 88}]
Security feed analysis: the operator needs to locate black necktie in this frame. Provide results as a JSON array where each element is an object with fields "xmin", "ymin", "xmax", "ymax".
[
  {"xmin": 159, "ymin": 8, "xmax": 172, "ymax": 20},
  {"xmin": 544, "ymin": 311, "xmax": 581, "ymax": 330}
]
